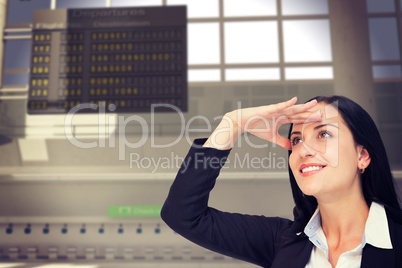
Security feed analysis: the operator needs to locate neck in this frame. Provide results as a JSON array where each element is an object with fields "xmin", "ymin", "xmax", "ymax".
[{"xmin": 318, "ymin": 193, "xmax": 369, "ymax": 242}]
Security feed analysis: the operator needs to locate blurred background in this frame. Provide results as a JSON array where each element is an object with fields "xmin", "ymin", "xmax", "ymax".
[{"xmin": 0, "ymin": 0, "xmax": 401, "ymax": 267}]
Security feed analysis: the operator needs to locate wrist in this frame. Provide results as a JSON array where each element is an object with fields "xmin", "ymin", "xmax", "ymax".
[{"xmin": 203, "ymin": 114, "xmax": 241, "ymax": 149}]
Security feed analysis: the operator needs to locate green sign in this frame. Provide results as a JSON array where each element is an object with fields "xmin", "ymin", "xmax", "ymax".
[{"xmin": 108, "ymin": 205, "xmax": 162, "ymax": 217}]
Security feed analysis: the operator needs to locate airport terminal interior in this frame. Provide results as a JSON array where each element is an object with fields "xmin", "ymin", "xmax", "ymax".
[{"xmin": 0, "ymin": 0, "xmax": 401, "ymax": 267}]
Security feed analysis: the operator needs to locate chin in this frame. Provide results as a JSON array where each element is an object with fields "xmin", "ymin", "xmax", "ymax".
[{"xmin": 297, "ymin": 182, "xmax": 322, "ymax": 197}]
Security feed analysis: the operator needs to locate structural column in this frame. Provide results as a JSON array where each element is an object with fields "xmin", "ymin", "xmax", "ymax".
[
  {"xmin": 0, "ymin": 0, "xmax": 7, "ymax": 87},
  {"xmin": 328, "ymin": 0, "xmax": 377, "ymax": 121}
]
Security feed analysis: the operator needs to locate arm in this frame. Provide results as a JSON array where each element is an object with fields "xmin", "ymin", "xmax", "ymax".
[
  {"xmin": 161, "ymin": 97, "xmax": 322, "ymax": 266},
  {"xmin": 161, "ymin": 138, "xmax": 292, "ymax": 267}
]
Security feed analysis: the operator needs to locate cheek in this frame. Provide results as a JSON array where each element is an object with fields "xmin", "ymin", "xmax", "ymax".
[
  {"xmin": 322, "ymin": 142, "xmax": 340, "ymax": 167},
  {"xmin": 288, "ymin": 153, "xmax": 297, "ymax": 173},
  {"xmin": 338, "ymin": 144, "xmax": 359, "ymax": 171}
]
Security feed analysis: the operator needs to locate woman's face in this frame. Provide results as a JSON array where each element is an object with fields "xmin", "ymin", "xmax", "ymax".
[{"xmin": 288, "ymin": 102, "xmax": 367, "ymax": 203}]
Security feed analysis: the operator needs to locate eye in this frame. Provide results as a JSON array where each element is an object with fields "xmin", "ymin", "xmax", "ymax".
[
  {"xmin": 318, "ymin": 131, "xmax": 332, "ymax": 139},
  {"xmin": 291, "ymin": 137, "xmax": 303, "ymax": 146}
]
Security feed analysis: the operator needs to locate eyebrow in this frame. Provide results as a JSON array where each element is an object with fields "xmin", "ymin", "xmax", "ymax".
[{"xmin": 290, "ymin": 123, "xmax": 339, "ymax": 138}]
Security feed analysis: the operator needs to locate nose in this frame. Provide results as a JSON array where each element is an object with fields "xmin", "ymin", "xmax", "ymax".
[{"xmin": 297, "ymin": 142, "xmax": 317, "ymax": 158}]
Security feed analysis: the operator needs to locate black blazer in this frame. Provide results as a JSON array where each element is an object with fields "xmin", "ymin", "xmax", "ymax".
[
  {"xmin": 271, "ymin": 207, "xmax": 402, "ymax": 267},
  {"xmin": 161, "ymin": 139, "xmax": 402, "ymax": 267}
]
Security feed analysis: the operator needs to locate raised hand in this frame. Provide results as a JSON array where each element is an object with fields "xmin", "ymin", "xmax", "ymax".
[{"xmin": 203, "ymin": 97, "xmax": 322, "ymax": 150}]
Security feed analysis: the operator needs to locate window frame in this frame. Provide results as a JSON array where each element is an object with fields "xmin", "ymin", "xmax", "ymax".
[
  {"xmin": 1, "ymin": 0, "xmax": 334, "ymax": 96},
  {"xmin": 367, "ymin": 0, "xmax": 402, "ymax": 82}
]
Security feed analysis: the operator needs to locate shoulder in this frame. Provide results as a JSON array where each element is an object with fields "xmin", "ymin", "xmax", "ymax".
[
  {"xmin": 384, "ymin": 205, "xmax": 402, "ymax": 250},
  {"xmin": 383, "ymin": 205, "xmax": 402, "ymax": 266},
  {"xmin": 384, "ymin": 204, "xmax": 402, "ymax": 226}
]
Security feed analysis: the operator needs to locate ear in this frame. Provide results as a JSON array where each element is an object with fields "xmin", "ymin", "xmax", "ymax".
[{"xmin": 357, "ymin": 145, "xmax": 371, "ymax": 170}]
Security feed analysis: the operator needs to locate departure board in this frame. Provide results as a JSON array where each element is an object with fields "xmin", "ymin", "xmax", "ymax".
[{"xmin": 28, "ymin": 6, "xmax": 187, "ymax": 114}]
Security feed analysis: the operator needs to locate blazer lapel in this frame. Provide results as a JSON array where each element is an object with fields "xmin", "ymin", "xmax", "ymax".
[
  {"xmin": 272, "ymin": 206, "xmax": 402, "ymax": 268},
  {"xmin": 361, "ymin": 207, "xmax": 398, "ymax": 268},
  {"xmin": 361, "ymin": 244, "xmax": 394, "ymax": 268}
]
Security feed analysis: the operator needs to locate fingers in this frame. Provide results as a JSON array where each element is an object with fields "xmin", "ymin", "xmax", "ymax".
[
  {"xmin": 270, "ymin": 97, "xmax": 298, "ymax": 113},
  {"xmin": 284, "ymin": 99, "xmax": 318, "ymax": 115},
  {"xmin": 240, "ymin": 98, "xmax": 322, "ymax": 149},
  {"xmin": 255, "ymin": 97, "xmax": 316, "ymax": 117},
  {"xmin": 287, "ymin": 110, "xmax": 323, "ymax": 124},
  {"xmin": 250, "ymin": 98, "xmax": 321, "ymax": 130},
  {"xmin": 284, "ymin": 96, "xmax": 298, "ymax": 107},
  {"xmin": 287, "ymin": 118, "xmax": 321, "ymax": 125},
  {"xmin": 303, "ymin": 98, "xmax": 318, "ymax": 109},
  {"xmin": 280, "ymin": 99, "xmax": 321, "ymax": 123}
]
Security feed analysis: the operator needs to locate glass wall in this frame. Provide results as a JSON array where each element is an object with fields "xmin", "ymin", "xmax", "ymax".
[
  {"xmin": 367, "ymin": 0, "xmax": 402, "ymax": 80},
  {"xmin": 2, "ymin": 0, "xmax": 333, "ymax": 86}
]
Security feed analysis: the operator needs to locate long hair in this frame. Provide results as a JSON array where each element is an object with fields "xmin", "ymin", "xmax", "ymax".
[{"xmin": 287, "ymin": 95, "xmax": 402, "ymax": 234}]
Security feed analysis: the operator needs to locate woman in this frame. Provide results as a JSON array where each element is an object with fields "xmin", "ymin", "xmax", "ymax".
[{"xmin": 161, "ymin": 96, "xmax": 402, "ymax": 267}]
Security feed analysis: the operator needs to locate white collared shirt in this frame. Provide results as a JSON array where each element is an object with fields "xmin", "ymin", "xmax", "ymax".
[{"xmin": 304, "ymin": 202, "xmax": 393, "ymax": 268}]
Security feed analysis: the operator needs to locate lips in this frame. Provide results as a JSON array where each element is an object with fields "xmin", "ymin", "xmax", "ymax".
[{"xmin": 299, "ymin": 163, "xmax": 326, "ymax": 177}]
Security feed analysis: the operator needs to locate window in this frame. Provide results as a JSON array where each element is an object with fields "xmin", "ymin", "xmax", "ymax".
[
  {"xmin": 168, "ymin": 0, "xmax": 219, "ymax": 18},
  {"xmin": 188, "ymin": 23, "xmax": 220, "ymax": 64},
  {"xmin": 285, "ymin": 67, "xmax": 333, "ymax": 80},
  {"xmin": 224, "ymin": 0, "xmax": 277, "ymax": 17},
  {"xmin": 369, "ymin": 18, "xmax": 400, "ymax": 61},
  {"xmin": 2, "ymin": 73, "xmax": 30, "ymax": 86},
  {"xmin": 281, "ymin": 0, "xmax": 328, "ymax": 15},
  {"xmin": 367, "ymin": 0, "xmax": 395, "ymax": 13},
  {"xmin": 188, "ymin": 69, "xmax": 220, "ymax": 82},
  {"xmin": 2, "ymin": 0, "xmax": 334, "ymax": 88},
  {"xmin": 6, "ymin": 0, "xmax": 50, "ymax": 25},
  {"xmin": 372, "ymin": 65, "xmax": 402, "ymax": 79},
  {"xmin": 111, "ymin": 0, "xmax": 162, "ymax": 7},
  {"xmin": 224, "ymin": 21, "xmax": 279, "ymax": 64},
  {"xmin": 181, "ymin": 0, "xmax": 333, "ymax": 82},
  {"xmin": 226, "ymin": 68, "xmax": 280, "ymax": 81},
  {"xmin": 2, "ymin": 34, "xmax": 32, "ymax": 86},
  {"xmin": 282, "ymin": 19, "xmax": 332, "ymax": 63},
  {"xmin": 366, "ymin": 0, "xmax": 402, "ymax": 80},
  {"xmin": 56, "ymin": 0, "xmax": 106, "ymax": 9},
  {"xmin": 4, "ymin": 40, "xmax": 32, "ymax": 69}
]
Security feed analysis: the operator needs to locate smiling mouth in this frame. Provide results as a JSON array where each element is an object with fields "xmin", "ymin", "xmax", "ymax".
[{"xmin": 300, "ymin": 165, "xmax": 326, "ymax": 176}]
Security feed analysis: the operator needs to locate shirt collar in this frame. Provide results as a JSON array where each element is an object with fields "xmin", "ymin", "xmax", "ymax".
[
  {"xmin": 303, "ymin": 201, "xmax": 393, "ymax": 250},
  {"xmin": 304, "ymin": 206, "xmax": 321, "ymax": 238},
  {"xmin": 365, "ymin": 202, "xmax": 393, "ymax": 249}
]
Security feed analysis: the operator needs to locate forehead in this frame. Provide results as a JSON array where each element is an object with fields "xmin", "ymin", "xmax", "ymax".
[{"xmin": 292, "ymin": 102, "xmax": 346, "ymax": 131}]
